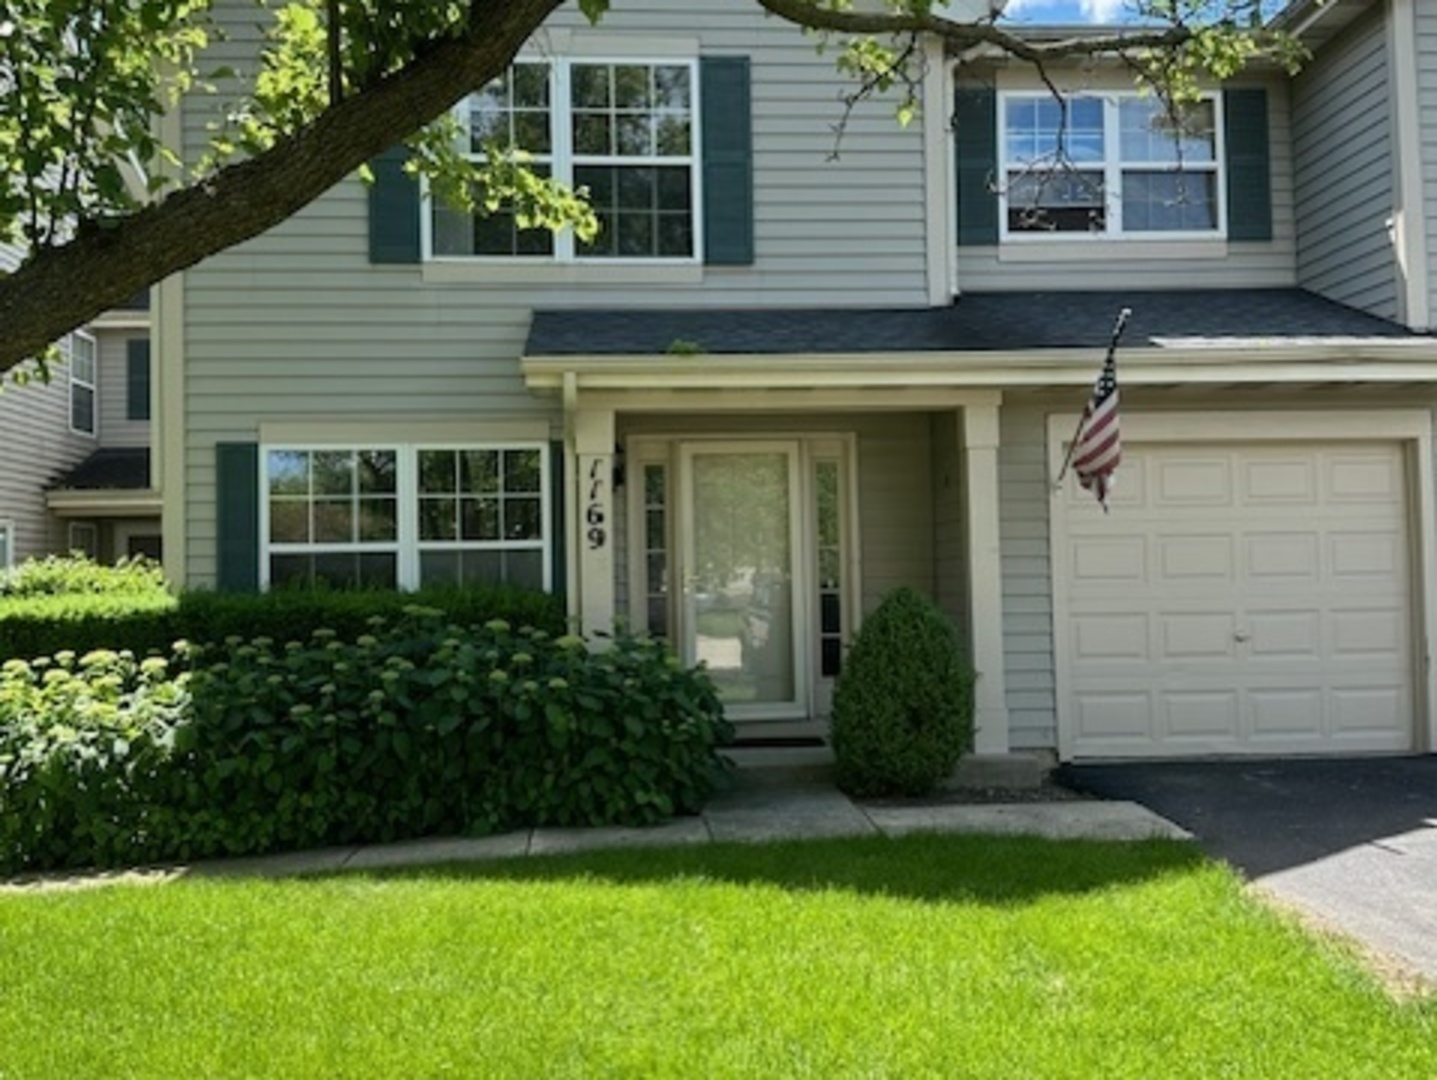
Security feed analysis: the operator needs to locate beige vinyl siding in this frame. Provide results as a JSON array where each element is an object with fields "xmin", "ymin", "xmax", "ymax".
[
  {"xmin": 957, "ymin": 72, "xmax": 1298, "ymax": 292},
  {"xmin": 1293, "ymin": 6, "xmax": 1398, "ymax": 320},
  {"xmin": 97, "ymin": 328, "xmax": 150, "ymax": 448},
  {"xmin": 0, "ymin": 353, "xmax": 100, "ymax": 565},
  {"xmin": 930, "ymin": 411, "xmax": 968, "ymax": 650},
  {"xmin": 0, "ymin": 241, "xmax": 98, "ymax": 561},
  {"xmin": 997, "ymin": 399, "xmax": 1056, "ymax": 752},
  {"xmin": 179, "ymin": 0, "xmax": 932, "ymax": 585},
  {"xmin": 1415, "ymin": 1, "xmax": 1437, "ymax": 321}
]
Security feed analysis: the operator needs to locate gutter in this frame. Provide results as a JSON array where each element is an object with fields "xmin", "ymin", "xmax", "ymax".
[
  {"xmin": 523, "ymin": 341, "xmax": 1437, "ymax": 394},
  {"xmin": 45, "ymin": 489, "xmax": 163, "ymax": 518}
]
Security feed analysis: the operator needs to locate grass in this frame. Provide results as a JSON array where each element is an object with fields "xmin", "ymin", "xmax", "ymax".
[{"xmin": 2, "ymin": 834, "xmax": 1434, "ymax": 1078}]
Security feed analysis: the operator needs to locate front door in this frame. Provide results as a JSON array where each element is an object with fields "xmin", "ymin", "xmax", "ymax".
[{"xmin": 680, "ymin": 442, "xmax": 808, "ymax": 720}]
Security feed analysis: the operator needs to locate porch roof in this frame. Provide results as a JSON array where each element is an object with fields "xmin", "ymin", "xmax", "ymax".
[
  {"xmin": 524, "ymin": 289, "xmax": 1422, "ymax": 358},
  {"xmin": 49, "ymin": 448, "xmax": 150, "ymax": 492}
]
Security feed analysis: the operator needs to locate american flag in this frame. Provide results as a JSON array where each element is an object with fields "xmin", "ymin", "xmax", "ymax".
[{"xmin": 1071, "ymin": 309, "xmax": 1128, "ymax": 511}]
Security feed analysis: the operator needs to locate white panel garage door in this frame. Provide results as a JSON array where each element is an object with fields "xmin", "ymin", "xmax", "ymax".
[{"xmin": 1058, "ymin": 441, "xmax": 1414, "ymax": 757}]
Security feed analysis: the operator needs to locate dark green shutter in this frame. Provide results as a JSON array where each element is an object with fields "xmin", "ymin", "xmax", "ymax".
[
  {"xmin": 549, "ymin": 440, "xmax": 567, "ymax": 602},
  {"xmin": 368, "ymin": 145, "xmax": 421, "ymax": 263},
  {"xmin": 700, "ymin": 56, "xmax": 754, "ymax": 266},
  {"xmin": 954, "ymin": 87, "xmax": 999, "ymax": 246},
  {"xmin": 1224, "ymin": 88, "xmax": 1272, "ymax": 242},
  {"xmin": 216, "ymin": 443, "xmax": 260, "ymax": 592},
  {"xmin": 126, "ymin": 339, "xmax": 151, "ymax": 421}
]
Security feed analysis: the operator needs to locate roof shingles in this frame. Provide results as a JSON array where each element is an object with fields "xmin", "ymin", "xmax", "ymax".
[
  {"xmin": 50, "ymin": 448, "xmax": 150, "ymax": 492},
  {"xmin": 525, "ymin": 290, "xmax": 1422, "ymax": 357}
]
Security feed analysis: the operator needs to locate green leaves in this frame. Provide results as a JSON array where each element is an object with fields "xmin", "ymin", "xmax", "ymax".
[
  {"xmin": 0, "ymin": 0, "xmax": 212, "ymax": 249},
  {"xmin": 578, "ymin": 0, "xmax": 611, "ymax": 23},
  {"xmin": 0, "ymin": 599, "xmax": 731, "ymax": 874},
  {"xmin": 831, "ymin": 586, "xmax": 975, "ymax": 798}
]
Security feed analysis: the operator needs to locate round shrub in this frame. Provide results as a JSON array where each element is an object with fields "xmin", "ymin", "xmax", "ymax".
[{"xmin": 830, "ymin": 587, "xmax": 975, "ymax": 798}]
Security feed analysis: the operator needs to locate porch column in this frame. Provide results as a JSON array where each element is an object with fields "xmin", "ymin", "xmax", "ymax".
[
  {"xmin": 963, "ymin": 404, "xmax": 1011, "ymax": 754},
  {"xmin": 572, "ymin": 405, "xmax": 617, "ymax": 639}
]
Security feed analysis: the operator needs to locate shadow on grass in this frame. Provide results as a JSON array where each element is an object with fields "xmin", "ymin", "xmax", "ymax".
[{"xmin": 309, "ymin": 832, "xmax": 1210, "ymax": 908}]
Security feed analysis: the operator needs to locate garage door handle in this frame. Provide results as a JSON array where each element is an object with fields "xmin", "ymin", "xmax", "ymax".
[{"xmin": 1234, "ymin": 630, "xmax": 1251, "ymax": 643}]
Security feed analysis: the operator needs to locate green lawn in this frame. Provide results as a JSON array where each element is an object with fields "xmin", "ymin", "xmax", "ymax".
[{"xmin": 2, "ymin": 834, "xmax": 1433, "ymax": 1078}]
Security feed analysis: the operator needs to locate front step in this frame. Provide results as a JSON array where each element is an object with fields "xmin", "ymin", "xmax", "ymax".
[{"xmin": 723, "ymin": 739, "xmax": 835, "ymax": 771}]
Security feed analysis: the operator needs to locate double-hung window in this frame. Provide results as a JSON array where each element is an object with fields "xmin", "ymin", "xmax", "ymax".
[
  {"xmin": 430, "ymin": 58, "xmax": 699, "ymax": 262},
  {"xmin": 267, "ymin": 449, "xmax": 401, "ymax": 589},
  {"xmin": 1000, "ymin": 92, "xmax": 1223, "ymax": 238},
  {"xmin": 416, "ymin": 448, "xmax": 546, "ymax": 589},
  {"xmin": 67, "ymin": 331, "xmax": 97, "ymax": 436},
  {"xmin": 262, "ymin": 445, "xmax": 549, "ymax": 591}
]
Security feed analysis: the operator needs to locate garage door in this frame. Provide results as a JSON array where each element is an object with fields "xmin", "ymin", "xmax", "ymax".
[{"xmin": 1058, "ymin": 441, "xmax": 1414, "ymax": 757}]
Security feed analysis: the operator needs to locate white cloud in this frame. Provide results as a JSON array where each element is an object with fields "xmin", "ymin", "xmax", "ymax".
[
  {"xmin": 1079, "ymin": 0, "xmax": 1128, "ymax": 20},
  {"xmin": 999, "ymin": 0, "xmax": 1131, "ymax": 24}
]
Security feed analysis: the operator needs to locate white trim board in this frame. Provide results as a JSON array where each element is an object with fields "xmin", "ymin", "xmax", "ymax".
[{"xmin": 524, "ymin": 348, "xmax": 1437, "ymax": 396}]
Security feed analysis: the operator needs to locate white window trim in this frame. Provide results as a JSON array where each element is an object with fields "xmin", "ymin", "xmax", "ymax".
[
  {"xmin": 259, "ymin": 443, "xmax": 552, "ymax": 592},
  {"xmin": 421, "ymin": 55, "xmax": 704, "ymax": 267},
  {"xmin": 997, "ymin": 90, "xmax": 1227, "ymax": 243},
  {"xmin": 67, "ymin": 331, "xmax": 98, "ymax": 438},
  {"xmin": 0, "ymin": 521, "xmax": 13, "ymax": 570},
  {"xmin": 411, "ymin": 442, "xmax": 552, "ymax": 588}
]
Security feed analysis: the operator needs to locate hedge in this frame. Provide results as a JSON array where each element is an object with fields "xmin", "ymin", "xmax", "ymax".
[
  {"xmin": 0, "ymin": 613, "xmax": 732, "ymax": 875},
  {"xmin": 0, "ymin": 572, "xmax": 565, "ymax": 661}
]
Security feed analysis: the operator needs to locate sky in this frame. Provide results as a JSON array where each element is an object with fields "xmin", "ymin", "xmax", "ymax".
[{"xmin": 999, "ymin": 0, "xmax": 1132, "ymax": 25}]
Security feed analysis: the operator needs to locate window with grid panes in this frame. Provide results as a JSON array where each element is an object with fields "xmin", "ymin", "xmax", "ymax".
[
  {"xmin": 68, "ymin": 332, "xmax": 97, "ymax": 436},
  {"xmin": 641, "ymin": 462, "xmax": 669, "ymax": 638},
  {"xmin": 262, "ymin": 445, "xmax": 548, "ymax": 591},
  {"xmin": 431, "ymin": 59, "xmax": 697, "ymax": 261},
  {"xmin": 417, "ymin": 448, "xmax": 546, "ymax": 590},
  {"xmin": 1001, "ymin": 93, "xmax": 1221, "ymax": 237}
]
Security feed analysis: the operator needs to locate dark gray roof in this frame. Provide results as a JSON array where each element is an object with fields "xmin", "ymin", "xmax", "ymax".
[
  {"xmin": 525, "ymin": 289, "xmax": 1423, "ymax": 357},
  {"xmin": 51, "ymin": 448, "xmax": 150, "ymax": 491}
]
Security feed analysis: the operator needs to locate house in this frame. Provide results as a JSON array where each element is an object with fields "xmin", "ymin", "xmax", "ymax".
[
  {"xmin": 0, "ymin": 239, "xmax": 159, "ymax": 567},
  {"xmin": 155, "ymin": 0, "xmax": 1437, "ymax": 764}
]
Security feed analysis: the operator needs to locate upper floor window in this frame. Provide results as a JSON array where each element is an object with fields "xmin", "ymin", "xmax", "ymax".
[
  {"xmin": 429, "ymin": 58, "xmax": 699, "ymax": 262},
  {"xmin": 1000, "ymin": 93, "xmax": 1222, "ymax": 239},
  {"xmin": 66, "ymin": 331, "xmax": 97, "ymax": 436}
]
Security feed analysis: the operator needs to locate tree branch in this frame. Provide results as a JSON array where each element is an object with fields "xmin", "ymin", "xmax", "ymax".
[
  {"xmin": 753, "ymin": 0, "xmax": 1196, "ymax": 64},
  {"xmin": 0, "ymin": 0, "xmax": 564, "ymax": 374}
]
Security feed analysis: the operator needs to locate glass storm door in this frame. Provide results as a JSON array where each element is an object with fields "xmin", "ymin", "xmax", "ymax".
[{"xmin": 680, "ymin": 443, "xmax": 807, "ymax": 719}]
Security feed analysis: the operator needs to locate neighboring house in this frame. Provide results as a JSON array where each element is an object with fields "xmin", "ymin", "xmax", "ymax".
[
  {"xmin": 157, "ymin": 0, "xmax": 1437, "ymax": 763},
  {"xmin": 0, "ymin": 243, "xmax": 160, "ymax": 567}
]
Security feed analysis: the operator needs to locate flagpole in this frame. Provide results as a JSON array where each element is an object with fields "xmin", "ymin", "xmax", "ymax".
[{"xmin": 1054, "ymin": 306, "xmax": 1132, "ymax": 490}]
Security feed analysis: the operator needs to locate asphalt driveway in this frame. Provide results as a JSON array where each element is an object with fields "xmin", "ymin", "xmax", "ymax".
[{"xmin": 1057, "ymin": 757, "xmax": 1437, "ymax": 984}]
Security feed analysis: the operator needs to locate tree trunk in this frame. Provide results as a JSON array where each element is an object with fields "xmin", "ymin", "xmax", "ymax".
[{"xmin": 0, "ymin": 0, "xmax": 563, "ymax": 373}]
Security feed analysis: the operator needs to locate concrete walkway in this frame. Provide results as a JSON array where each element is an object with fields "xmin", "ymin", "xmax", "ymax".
[{"xmin": 2, "ymin": 768, "xmax": 1187, "ymax": 892}]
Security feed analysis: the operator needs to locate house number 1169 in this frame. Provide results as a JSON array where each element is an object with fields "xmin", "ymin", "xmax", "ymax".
[{"xmin": 586, "ymin": 458, "xmax": 607, "ymax": 551}]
